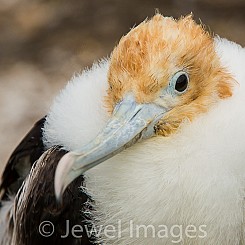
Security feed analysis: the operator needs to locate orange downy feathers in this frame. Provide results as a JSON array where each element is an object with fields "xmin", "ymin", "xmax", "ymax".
[{"xmin": 105, "ymin": 14, "xmax": 234, "ymax": 136}]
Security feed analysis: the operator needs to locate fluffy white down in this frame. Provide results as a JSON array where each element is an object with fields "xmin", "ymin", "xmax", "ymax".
[
  {"xmin": 43, "ymin": 59, "xmax": 110, "ymax": 151},
  {"xmin": 42, "ymin": 38, "xmax": 245, "ymax": 244}
]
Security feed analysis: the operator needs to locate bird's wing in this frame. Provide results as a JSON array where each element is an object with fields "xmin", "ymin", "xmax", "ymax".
[
  {"xmin": 0, "ymin": 117, "xmax": 46, "ymax": 200},
  {"xmin": 12, "ymin": 146, "xmax": 93, "ymax": 245},
  {"xmin": 0, "ymin": 119, "xmax": 94, "ymax": 245}
]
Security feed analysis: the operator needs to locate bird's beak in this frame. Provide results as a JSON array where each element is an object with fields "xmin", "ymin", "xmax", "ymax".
[{"xmin": 54, "ymin": 94, "xmax": 166, "ymax": 201}]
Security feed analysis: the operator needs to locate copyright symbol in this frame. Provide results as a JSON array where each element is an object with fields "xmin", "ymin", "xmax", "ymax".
[{"xmin": 39, "ymin": 221, "xmax": 54, "ymax": 237}]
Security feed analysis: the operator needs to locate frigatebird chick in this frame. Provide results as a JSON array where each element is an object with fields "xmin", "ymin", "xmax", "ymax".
[{"xmin": 1, "ymin": 14, "xmax": 245, "ymax": 245}]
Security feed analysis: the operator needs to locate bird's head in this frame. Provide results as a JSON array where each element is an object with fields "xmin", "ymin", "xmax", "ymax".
[{"xmin": 55, "ymin": 14, "xmax": 234, "ymax": 201}]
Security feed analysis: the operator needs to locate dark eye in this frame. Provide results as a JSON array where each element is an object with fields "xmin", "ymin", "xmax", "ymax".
[{"xmin": 174, "ymin": 73, "xmax": 189, "ymax": 93}]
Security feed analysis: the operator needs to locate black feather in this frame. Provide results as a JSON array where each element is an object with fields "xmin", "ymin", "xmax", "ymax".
[{"xmin": 0, "ymin": 117, "xmax": 46, "ymax": 200}]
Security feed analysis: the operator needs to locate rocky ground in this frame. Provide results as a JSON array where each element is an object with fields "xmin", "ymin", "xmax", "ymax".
[{"xmin": 0, "ymin": 0, "xmax": 244, "ymax": 173}]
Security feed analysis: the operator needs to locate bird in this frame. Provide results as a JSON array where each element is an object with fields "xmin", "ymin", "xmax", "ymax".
[{"xmin": 0, "ymin": 13, "xmax": 245, "ymax": 245}]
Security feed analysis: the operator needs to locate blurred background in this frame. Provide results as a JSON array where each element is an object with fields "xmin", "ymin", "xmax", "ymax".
[{"xmin": 0, "ymin": 0, "xmax": 245, "ymax": 173}]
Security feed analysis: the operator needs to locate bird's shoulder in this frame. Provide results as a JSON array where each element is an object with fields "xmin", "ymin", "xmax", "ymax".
[{"xmin": 0, "ymin": 117, "xmax": 46, "ymax": 200}]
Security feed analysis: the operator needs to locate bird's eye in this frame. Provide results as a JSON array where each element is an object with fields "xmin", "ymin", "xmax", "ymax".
[{"xmin": 172, "ymin": 71, "xmax": 189, "ymax": 94}]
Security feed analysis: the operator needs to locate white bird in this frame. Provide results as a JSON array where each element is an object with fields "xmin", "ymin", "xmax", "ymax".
[{"xmin": 1, "ymin": 13, "xmax": 245, "ymax": 245}]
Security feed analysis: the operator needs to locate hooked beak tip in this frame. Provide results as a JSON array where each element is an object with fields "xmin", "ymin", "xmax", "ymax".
[{"xmin": 54, "ymin": 152, "xmax": 78, "ymax": 202}]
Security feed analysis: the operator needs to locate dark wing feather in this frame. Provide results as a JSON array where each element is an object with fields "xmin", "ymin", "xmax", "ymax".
[
  {"xmin": 0, "ymin": 117, "xmax": 46, "ymax": 200},
  {"xmin": 0, "ymin": 118, "xmax": 94, "ymax": 244},
  {"xmin": 13, "ymin": 147, "xmax": 93, "ymax": 245}
]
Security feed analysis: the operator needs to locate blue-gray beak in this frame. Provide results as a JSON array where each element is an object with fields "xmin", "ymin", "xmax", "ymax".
[{"xmin": 54, "ymin": 94, "xmax": 166, "ymax": 201}]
